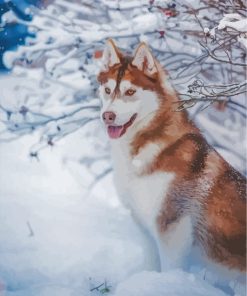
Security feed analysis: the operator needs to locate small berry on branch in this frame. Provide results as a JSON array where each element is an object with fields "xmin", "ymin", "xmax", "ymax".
[
  {"xmin": 94, "ymin": 50, "xmax": 103, "ymax": 59},
  {"xmin": 158, "ymin": 30, "xmax": 165, "ymax": 38}
]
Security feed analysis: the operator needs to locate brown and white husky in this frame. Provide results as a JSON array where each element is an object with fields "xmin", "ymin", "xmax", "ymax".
[{"xmin": 97, "ymin": 39, "xmax": 246, "ymax": 290}]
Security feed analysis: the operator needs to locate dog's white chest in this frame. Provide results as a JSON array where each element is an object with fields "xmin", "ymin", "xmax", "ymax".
[
  {"xmin": 111, "ymin": 140, "xmax": 174, "ymax": 233},
  {"xmin": 128, "ymin": 172, "xmax": 174, "ymax": 231}
]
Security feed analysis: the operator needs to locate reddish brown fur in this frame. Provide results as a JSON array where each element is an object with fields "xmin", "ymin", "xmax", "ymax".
[{"xmin": 98, "ymin": 48, "xmax": 246, "ymax": 272}]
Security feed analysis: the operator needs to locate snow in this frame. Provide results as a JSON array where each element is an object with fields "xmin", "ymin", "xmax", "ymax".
[
  {"xmin": 238, "ymin": 35, "xmax": 247, "ymax": 49},
  {"xmin": 207, "ymin": 13, "xmax": 247, "ymax": 47},
  {"xmin": 196, "ymin": 111, "xmax": 246, "ymax": 173},
  {"xmin": 114, "ymin": 270, "xmax": 227, "ymax": 296},
  {"xmin": 1, "ymin": 11, "xmax": 18, "ymax": 25},
  {"xmin": 218, "ymin": 14, "xmax": 247, "ymax": 32},
  {"xmin": 102, "ymin": 0, "xmax": 149, "ymax": 10},
  {"xmin": 0, "ymin": 127, "xmax": 158, "ymax": 296}
]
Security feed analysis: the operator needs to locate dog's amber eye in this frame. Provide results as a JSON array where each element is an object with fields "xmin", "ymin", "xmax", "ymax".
[
  {"xmin": 105, "ymin": 87, "xmax": 111, "ymax": 94},
  {"xmin": 125, "ymin": 89, "xmax": 136, "ymax": 96}
]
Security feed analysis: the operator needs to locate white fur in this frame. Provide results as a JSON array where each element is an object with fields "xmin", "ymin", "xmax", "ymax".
[
  {"xmin": 111, "ymin": 138, "xmax": 174, "ymax": 233},
  {"xmin": 158, "ymin": 215, "xmax": 193, "ymax": 270},
  {"xmin": 132, "ymin": 142, "xmax": 162, "ymax": 174},
  {"xmin": 109, "ymin": 99, "xmax": 141, "ymax": 125},
  {"xmin": 118, "ymin": 80, "xmax": 133, "ymax": 93},
  {"xmin": 99, "ymin": 79, "xmax": 159, "ymax": 127},
  {"xmin": 105, "ymin": 78, "xmax": 117, "ymax": 92},
  {"xmin": 99, "ymin": 78, "xmax": 116, "ymax": 104}
]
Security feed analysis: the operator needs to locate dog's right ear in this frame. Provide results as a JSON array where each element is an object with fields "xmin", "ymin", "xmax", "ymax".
[
  {"xmin": 132, "ymin": 42, "xmax": 157, "ymax": 77},
  {"xmin": 100, "ymin": 39, "xmax": 122, "ymax": 71}
]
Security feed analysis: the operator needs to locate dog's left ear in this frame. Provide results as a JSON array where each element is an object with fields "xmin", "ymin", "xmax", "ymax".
[{"xmin": 132, "ymin": 43, "xmax": 157, "ymax": 76}]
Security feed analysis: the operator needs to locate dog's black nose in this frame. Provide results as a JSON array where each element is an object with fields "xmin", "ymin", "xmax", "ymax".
[{"xmin": 102, "ymin": 111, "xmax": 116, "ymax": 124}]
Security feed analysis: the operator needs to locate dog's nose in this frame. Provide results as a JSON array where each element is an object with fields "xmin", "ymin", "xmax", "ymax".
[{"xmin": 102, "ymin": 111, "xmax": 116, "ymax": 124}]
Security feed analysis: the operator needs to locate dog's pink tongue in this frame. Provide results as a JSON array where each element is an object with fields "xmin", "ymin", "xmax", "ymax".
[{"xmin": 107, "ymin": 125, "xmax": 124, "ymax": 139}]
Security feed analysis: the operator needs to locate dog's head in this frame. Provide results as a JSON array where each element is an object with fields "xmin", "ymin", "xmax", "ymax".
[{"xmin": 97, "ymin": 39, "xmax": 166, "ymax": 140}]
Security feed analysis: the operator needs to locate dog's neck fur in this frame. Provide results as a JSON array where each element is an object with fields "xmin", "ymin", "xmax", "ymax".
[{"xmin": 113, "ymin": 79, "xmax": 199, "ymax": 163}]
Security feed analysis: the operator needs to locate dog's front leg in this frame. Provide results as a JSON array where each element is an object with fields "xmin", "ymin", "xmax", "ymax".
[{"xmin": 156, "ymin": 215, "xmax": 193, "ymax": 271}]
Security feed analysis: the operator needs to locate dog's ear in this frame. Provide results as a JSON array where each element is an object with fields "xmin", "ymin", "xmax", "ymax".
[
  {"xmin": 132, "ymin": 43, "xmax": 157, "ymax": 76},
  {"xmin": 101, "ymin": 39, "xmax": 121, "ymax": 71}
]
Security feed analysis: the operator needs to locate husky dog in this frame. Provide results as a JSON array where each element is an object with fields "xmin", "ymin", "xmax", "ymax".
[{"xmin": 97, "ymin": 39, "xmax": 246, "ymax": 289}]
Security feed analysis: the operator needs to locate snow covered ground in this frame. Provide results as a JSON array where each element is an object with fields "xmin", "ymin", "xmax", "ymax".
[
  {"xmin": 0, "ymin": 74, "xmax": 244, "ymax": 296},
  {"xmin": 0, "ymin": 100, "xmax": 157, "ymax": 296}
]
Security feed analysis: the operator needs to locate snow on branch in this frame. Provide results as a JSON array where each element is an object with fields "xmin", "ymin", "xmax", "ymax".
[
  {"xmin": 0, "ymin": 0, "xmax": 246, "ymax": 174},
  {"xmin": 176, "ymin": 80, "xmax": 246, "ymax": 113}
]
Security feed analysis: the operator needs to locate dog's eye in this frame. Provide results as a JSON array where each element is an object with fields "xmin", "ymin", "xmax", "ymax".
[
  {"xmin": 125, "ymin": 89, "xmax": 136, "ymax": 96},
  {"xmin": 105, "ymin": 87, "xmax": 111, "ymax": 95}
]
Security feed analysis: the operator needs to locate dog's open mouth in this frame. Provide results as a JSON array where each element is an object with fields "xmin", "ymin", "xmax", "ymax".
[{"xmin": 107, "ymin": 113, "xmax": 137, "ymax": 139}]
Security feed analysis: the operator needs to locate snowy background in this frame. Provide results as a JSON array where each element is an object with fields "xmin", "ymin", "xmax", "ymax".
[{"xmin": 0, "ymin": 0, "xmax": 246, "ymax": 295}]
